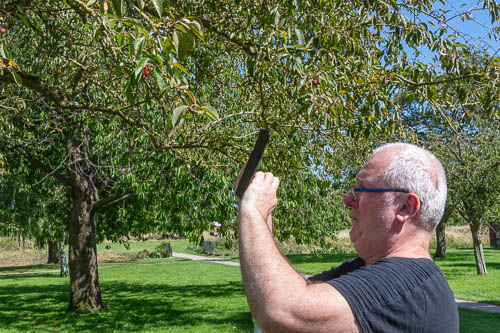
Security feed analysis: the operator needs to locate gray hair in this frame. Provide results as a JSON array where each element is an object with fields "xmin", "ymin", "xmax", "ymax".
[{"xmin": 371, "ymin": 143, "xmax": 447, "ymax": 231}]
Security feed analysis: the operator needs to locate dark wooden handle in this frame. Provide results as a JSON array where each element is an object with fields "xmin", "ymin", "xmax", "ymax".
[{"xmin": 236, "ymin": 129, "xmax": 270, "ymax": 199}]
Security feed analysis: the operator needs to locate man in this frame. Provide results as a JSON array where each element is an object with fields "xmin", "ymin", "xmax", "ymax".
[{"xmin": 237, "ymin": 143, "xmax": 459, "ymax": 332}]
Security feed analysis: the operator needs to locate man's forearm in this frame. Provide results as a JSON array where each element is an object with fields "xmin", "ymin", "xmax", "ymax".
[{"xmin": 238, "ymin": 209, "xmax": 307, "ymax": 330}]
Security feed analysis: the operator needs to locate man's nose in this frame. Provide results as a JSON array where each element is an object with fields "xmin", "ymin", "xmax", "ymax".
[{"xmin": 344, "ymin": 193, "xmax": 357, "ymax": 208}]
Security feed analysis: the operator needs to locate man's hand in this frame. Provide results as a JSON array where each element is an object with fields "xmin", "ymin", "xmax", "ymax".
[{"xmin": 239, "ymin": 171, "xmax": 280, "ymax": 221}]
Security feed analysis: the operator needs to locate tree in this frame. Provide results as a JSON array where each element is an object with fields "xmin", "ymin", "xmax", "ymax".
[
  {"xmin": 434, "ymin": 204, "xmax": 452, "ymax": 258},
  {"xmin": 432, "ymin": 127, "xmax": 499, "ymax": 275},
  {"xmin": 396, "ymin": 50, "xmax": 499, "ymax": 273},
  {"xmin": 1, "ymin": 0, "xmax": 498, "ymax": 311}
]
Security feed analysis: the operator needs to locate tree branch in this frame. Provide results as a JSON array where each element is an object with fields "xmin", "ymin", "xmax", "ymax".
[
  {"xmin": 93, "ymin": 192, "xmax": 132, "ymax": 211},
  {"xmin": 395, "ymin": 73, "xmax": 483, "ymax": 87},
  {"xmin": 199, "ymin": 18, "xmax": 257, "ymax": 57},
  {"xmin": 13, "ymin": 146, "xmax": 70, "ymax": 187}
]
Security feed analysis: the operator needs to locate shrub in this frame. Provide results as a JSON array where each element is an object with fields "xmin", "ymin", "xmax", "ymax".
[{"xmin": 150, "ymin": 242, "xmax": 173, "ymax": 258}]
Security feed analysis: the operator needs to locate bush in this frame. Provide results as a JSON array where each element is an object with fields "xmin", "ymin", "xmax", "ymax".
[
  {"xmin": 136, "ymin": 249, "xmax": 151, "ymax": 259},
  {"xmin": 150, "ymin": 242, "xmax": 173, "ymax": 258}
]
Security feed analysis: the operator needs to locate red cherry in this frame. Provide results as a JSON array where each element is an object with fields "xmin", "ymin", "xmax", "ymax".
[
  {"xmin": 0, "ymin": 28, "xmax": 6, "ymax": 34},
  {"xmin": 308, "ymin": 98, "xmax": 315, "ymax": 104},
  {"xmin": 143, "ymin": 65, "xmax": 148, "ymax": 70},
  {"xmin": 144, "ymin": 70, "xmax": 150, "ymax": 76}
]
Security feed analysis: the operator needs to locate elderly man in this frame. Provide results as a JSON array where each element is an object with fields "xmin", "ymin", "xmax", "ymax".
[{"xmin": 237, "ymin": 143, "xmax": 459, "ymax": 332}]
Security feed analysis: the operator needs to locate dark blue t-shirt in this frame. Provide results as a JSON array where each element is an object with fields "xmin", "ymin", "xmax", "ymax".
[{"xmin": 309, "ymin": 257, "xmax": 459, "ymax": 333}]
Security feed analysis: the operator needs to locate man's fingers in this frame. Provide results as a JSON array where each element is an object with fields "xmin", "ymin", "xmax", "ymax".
[{"xmin": 271, "ymin": 176, "xmax": 280, "ymax": 190}]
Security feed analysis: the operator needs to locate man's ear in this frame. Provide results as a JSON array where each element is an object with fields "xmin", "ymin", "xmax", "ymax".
[{"xmin": 395, "ymin": 193, "xmax": 420, "ymax": 223}]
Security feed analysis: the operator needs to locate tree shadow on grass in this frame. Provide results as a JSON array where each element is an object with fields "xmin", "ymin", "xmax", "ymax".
[
  {"xmin": 433, "ymin": 248, "xmax": 500, "ymax": 272},
  {"xmin": 0, "ymin": 279, "xmax": 253, "ymax": 332}
]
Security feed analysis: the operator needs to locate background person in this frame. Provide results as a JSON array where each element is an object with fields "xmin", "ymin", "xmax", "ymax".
[{"xmin": 236, "ymin": 143, "xmax": 459, "ymax": 332}]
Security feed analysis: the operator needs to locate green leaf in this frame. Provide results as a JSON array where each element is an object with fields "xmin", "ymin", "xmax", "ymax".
[
  {"xmin": 172, "ymin": 32, "xmax": 179, "ymax": 54},
  {"xmin": 134, "ymin": 37, "xmax": 145, "ymax": 57},
  {"xmin": 125, "ymin": 77, "xmax": 135, "ymax": 103},
  {"xmin": 12, "ymin": 72, "xmax": 22, "ymax": 86},
  {"xmin": 155, "ymin": 73, "xmax": 166, "ymax": 92},
  {"xmin": 0, "ymin": 41, "xmax": 8, "ymax": 58},
  {"xmin": 134, "ymin": 57, "xmax": 149, "ymax": 78},
  {"xmin": 135, "ymin": 0, "xmax": 144, "ymax": 10},
  {"xmin": 120, "ymin": 17, "xmax": 142, "ymax": 29},
  {"xmin": 111, "ymin": 0, "xmax": 123, "ymax": 17},
  {"xmin": 177, "ymin": 32, "xmax": 195, "ymax": 59},
  {"xmin": 188, "ymin": 20, "xmax": 204, "ymax": 40},
  {"xmin": 152, "ymin": 0, "xmax": 163, "ymax": 18},
  {"xmin": 172, "ymin": 105, "xmax": 189, "ymax": 127},
  {"xmin": 247, "ymin": 59, "xmax": 255, "ymax": 77},
  {"xmin": 174, "ymin": 23, "xmax": 188, "ymax": 34},
  {"xmin": 16, "ymin": 12, "xmax": 30, "ymax": 28},
  {"xmin": 274, "ymin": 9, "xmax": 281, "ymax": 26},
  {"xmin": 200, "ymin": 105, "xmax": 219, "ymax": 122},
  {"xmin": 169, "ymin": 62, "xmax": 189, "ymax": 75},
  {"xmin": 295, "ymin": 29, "xmax": 305, "ymax": 45}
]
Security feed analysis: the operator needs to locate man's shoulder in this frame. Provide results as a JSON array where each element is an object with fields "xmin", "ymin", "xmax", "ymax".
[
  {"xmin": 328, "ymin": 257, "xmax": 458, "ymax": 332},
  {"xmin": 329, "ymin": 257, "xmax": 450, "ymax": 310},
  {"xmin": 308, "ymin": 256, "xmax": 365, "ymax": 282}
]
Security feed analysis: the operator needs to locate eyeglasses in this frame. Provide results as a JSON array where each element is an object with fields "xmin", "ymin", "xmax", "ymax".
[{"xmin": 349, "ymin": 188, "xmax": 409, "ymax": 202}]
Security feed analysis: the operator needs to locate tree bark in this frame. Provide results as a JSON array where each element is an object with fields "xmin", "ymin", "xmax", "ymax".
[
  {"xmin": 67, "ymin": 197, "xmax": 103, "ymax": 312},
  {"xmin": 66, "ymin": 130, "xmax": 105, "ymax": 313},
  {"xmin": 470, "ymin": 223, "xmax": 488, "ymax": 275},
  {"xmin": 434, "ymin": 206, "xmax": 452, "ymax": 258},
  {"xmin": 47, "ymin": 240, "xmax": 60, "ymax": 264},
  {"xmin": 60, "ymin": 237, "xmax": 68, "ymax": 277}
]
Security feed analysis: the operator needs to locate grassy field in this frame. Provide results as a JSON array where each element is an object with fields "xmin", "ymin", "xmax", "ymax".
[
  {"xmin": 0, "ymin": 237, "xmax": 499, "ymax": 332},
  {"xmin": 0, "ymin": 258, "xmax": 253, "ymax": 332}
]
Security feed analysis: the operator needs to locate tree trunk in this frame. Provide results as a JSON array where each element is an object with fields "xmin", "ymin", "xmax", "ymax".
[
  {"xmin": 434, "ymin": 206, "xmax": 452, "ymax": 258},
  {"xmin": 68, "ymin": 198, "xmax": 103, "ymax": 312},
  {"xmin": 470, "ymin": 223, "xmax": 488, "ymax": 275},
  {"xmin": 47, "ymin": 240, "xmax": 60, "ymax": 264},
  {"xmin": 66, "ymin": 130, "xmax": 105, "ymax": 313},
  {"xmin": 60, "ymin": 237, "xmax": 68, "ymax": 277},
  {"xmin": 434, "ymin": 222, "xmax": 447, "ymax": 258}
]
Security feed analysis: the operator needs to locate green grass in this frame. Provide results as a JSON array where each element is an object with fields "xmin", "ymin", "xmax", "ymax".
[
  {"xmin": 459, "ymin": 309, "xmax": 500, "ymax": 332},
  {"xmin": 1, "ymin": 241, "xmax": 499, "ymax": 332},
  {"xmin": 434, "ymin": 248, "xmax": 500, "ymax": 305},
  {"xmin": 0, "ymin": 258, "xmax": 253, "ymax": 332}
]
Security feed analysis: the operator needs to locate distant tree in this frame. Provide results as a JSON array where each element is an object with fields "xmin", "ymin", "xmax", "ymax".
[
  {"xmin": 434, "ymin": 204, "xmax": 452, "ymax": 258},
  {"xmin": 433, "ymin": 127, "xmax": 499, "ymax": 275}
]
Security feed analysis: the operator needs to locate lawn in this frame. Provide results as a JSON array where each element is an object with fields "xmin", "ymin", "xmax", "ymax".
[
  {"xmin": 0, "ymin": 240, "xmax": 499, "ymax": 332},
  {"xmin": 0, "ymin": 258, "xmax": 253, "ymax": 332}
]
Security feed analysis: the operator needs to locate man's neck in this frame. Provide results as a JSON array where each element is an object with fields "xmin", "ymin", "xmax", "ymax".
[{"xmin": 362, "ymin": 239, "xmax": 432, "ymax": 266}]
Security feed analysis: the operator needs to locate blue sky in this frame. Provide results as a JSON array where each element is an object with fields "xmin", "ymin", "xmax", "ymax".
[
  {"xmin": 440, "ymin": 0, "xmax": 500, "ymax": 53},
  {"xmin": 400, "ymin": 1, "xmax": 499, "ymax": 65}
]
